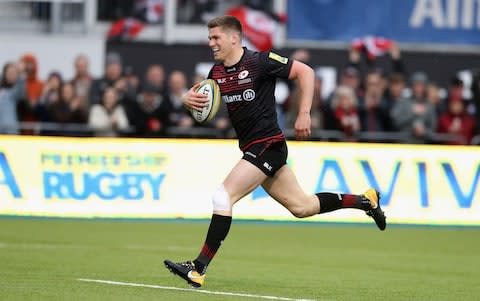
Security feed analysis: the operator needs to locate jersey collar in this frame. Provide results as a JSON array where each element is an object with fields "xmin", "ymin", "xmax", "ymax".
[{"xmin": 223, "ymin": 47, "xmax": 247, "ymax": 73}]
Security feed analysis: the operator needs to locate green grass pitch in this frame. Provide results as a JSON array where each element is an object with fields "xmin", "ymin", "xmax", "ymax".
[{"xmin": 0, "ymin": 218, "xmax": 479, "ymax": 301}]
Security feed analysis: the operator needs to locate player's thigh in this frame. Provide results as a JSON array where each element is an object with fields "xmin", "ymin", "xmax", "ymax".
[
  {"xmin": 223, "ymin": 159, "xmax": 268, "ymax": 205},
  {"xmin": 262, "ymin": 165, "xmax": 316, "ymax": 213}
]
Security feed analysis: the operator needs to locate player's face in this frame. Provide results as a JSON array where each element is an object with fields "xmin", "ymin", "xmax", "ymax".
[{"xmin": 208, "ymin": 26, "xmax": 234, "ymax": 62}]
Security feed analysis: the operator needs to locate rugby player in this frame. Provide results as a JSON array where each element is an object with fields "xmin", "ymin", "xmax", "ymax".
[{"xmin": 164, "ymin": 16, "xmax": 386, "ymax": 288}]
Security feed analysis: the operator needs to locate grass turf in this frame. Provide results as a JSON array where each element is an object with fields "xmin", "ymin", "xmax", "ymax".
[{"xmin": 0, "ymin": 218, "xmax": 479, "ymax": 301}]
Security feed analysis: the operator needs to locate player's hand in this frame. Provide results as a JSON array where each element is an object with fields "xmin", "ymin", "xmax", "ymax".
[
  {"xmin": 182, "ymin": 83, "xmax": 209, "ymax": 111},
  {"xmin": 294, "ymin": 112, "xmax": 311, "ymax": 140}
]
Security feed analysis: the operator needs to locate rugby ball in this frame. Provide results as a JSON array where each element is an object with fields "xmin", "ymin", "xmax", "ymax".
[{"xmin": 191, "ymin": 79, "xmax": 221, "ymax": 123}]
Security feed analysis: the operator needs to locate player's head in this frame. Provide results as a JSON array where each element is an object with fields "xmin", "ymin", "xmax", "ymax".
[{"xmin": 207, "ymin": 16, "xmax": 243, "ymax": 62}]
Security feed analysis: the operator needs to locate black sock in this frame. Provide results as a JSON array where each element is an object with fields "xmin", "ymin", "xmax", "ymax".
[
  {"xmin": 316, "ymin": 192, "xmax": 368, "ymax": 214},
  {"xmin": 193, "ymin": 214, "xmax": 232, "ymax": 274}
]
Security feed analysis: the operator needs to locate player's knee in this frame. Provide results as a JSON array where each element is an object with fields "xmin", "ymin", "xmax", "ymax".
[
  {"xmin": 290, "ymin": 206, "xmax": 309, "ymax": 218},
  {"xmin": 212, "ymin": 184, "xmax": 231, "ymax": 211}
]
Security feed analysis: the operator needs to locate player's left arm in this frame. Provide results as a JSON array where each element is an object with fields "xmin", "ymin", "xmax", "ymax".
[{"xmin": 288, "ymin": 60, "xmax": 314, "ymax": 139}]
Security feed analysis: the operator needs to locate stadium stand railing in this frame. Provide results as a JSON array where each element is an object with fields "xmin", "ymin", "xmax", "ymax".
[{"xmin": 0, "ymin": 123, "xmax": 470, "ymax": 145}]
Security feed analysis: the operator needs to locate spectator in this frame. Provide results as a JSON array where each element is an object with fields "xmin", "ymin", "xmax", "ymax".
[
  {"xmin": 340, "ymin": 66, "xmax": 362, "ymax": 96},
  {"xmin": 0, "ymin": 62, "xmax": 25, "ymax": 134},
  {"xmin": 41, "ymin": 82, "xmax": 87, "ymax": 136},
  {"xmin": 88, "ymin": 87, "xmax": 130, "ymax": 136},
  {"xmin": 444, "ymin": 76, "xmax": 475, "ymax": 115},
  {"xmin": 89, "ymin": 52, "xmax": 124, "ymax": 104},
  {"xmin": 39, "ymin": 71, "xmax": 63, "ymax": 106},
  {"xmin": 426, "ymin": 82, "xmax": 445, "ymax": 115},
  {"xmin": 331, "ymin": 66, "xmax": 361, "ymax": 101},
  {"xmin": 35, "ymin": 71, "xmax": 63, "ymax": 123},
  {"xmin": 19, "ymin": 53, "xmax": 43, "ymax": 104},
  {"xmin": 385, "ymin": 73, "xmax": 406, "ymax": 105},
  {"xmin": 144, "ymin": 64, "xmax": 167, "ymax": 94},
  {"xmin": 383, "ymin": 73, "xmax": 406, "ymax": 128},
  {"xmin": 331, "ymin": 86, "xmax": 360, "ymax": 140},
  {"xmin": 17, "ymin": 54, "xmax": 44, "ymax": 130},
  {"xmin": 437, "ymin": 98, "xmax": 476, "ymax": 144},
  {"xmin": 165, "ymin": 70, "xmax": 194, "ymax": 128},
  {"xmin": 113, "ymin": 76, "xmax": 137, "ymax": 104},
  {"xmin": 391, "ymin": 71, "xmax": 436, "ymax": 143},
  {"xmin": 71, "ymin": 54, "xmax": 93, "ymax": 107},
  {"xmin": 325, "ymin": 66, "xmax": 362, "ymax": 129},
  {"xmin": 358, "ymin": 71, "xmax": 390, "ymax": 133},
  {"xmin": 47, "ymin": 82, "xmax": 87, "ymax": 124},
  {"xmin": 124, "ymin": 65, "xmax": 141, "ymax": 95},
  {"xmin": 125, "ymin": 83, "xmax": 170, "ymax": 137},
  {"xmin": 410, "ymin": 71, "xmax": 428, "ymax": 101}
]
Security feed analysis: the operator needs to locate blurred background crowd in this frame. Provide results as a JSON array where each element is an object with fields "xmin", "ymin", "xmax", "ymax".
[
  {"xmin": 2, "ymin": 46, "xmax": 479, "ymax": 145},
  {"xmin": 1, "ymin": 0, "xmax": 479, "ymax": 145}
]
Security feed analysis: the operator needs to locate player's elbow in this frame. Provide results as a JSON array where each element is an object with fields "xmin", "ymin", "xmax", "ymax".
[{"xmin": 289, "ymin": 60, "xmax": 314, "ymax": 81}]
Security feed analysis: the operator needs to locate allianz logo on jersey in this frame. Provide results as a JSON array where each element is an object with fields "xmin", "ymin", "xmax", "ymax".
[{"xmin": 222, "ymin": 89, "xmax": 256, "ymax": 103}]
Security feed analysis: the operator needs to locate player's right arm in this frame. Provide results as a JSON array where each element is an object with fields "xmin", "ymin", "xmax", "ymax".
[{"xmin": 182, "ymin": 82, "xmax": 209, "ymax": 111}]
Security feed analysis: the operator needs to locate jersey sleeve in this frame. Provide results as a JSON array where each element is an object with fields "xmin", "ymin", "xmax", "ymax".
[{"xmin": 259, "ymin": 51, "xmax": 293, "ymax": 79}]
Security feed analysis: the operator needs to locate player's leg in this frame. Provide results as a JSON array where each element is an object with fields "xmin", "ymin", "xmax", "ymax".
[
  {"xmin": 262, "ymin": 165, "xmax": 319, "ymax": 218},
  {"xmin": 191, "ymin": 159, "xmax": 267, "ymax": 273},
  {"xmin": 262, "ymin": 165, "xmax": 386, "ymax": 229},
  {"xmin": 165, "ymin": 159, "xmax": 267, "ymax": 287}
]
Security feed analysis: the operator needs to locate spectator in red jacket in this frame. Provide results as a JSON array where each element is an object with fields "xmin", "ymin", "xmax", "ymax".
[
  {"xmin": 19, "ymin": 53, "xmax": 44, "ymax": 105},
  {"xmin": 17, "ymin": 54, "xmax": 44, "ymax": 132},
  {"xmin": 331, "ymin": 85, "xmax": 360, "ymax": 140},
  {"xmin": 437, "ymin": 98, "xmax": 476, "ymax": 145}
]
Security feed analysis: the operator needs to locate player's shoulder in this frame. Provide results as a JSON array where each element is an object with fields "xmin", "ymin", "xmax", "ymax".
[{"xmin": 253, "ymin": 49, "xmax": 290, "ymax": 66}]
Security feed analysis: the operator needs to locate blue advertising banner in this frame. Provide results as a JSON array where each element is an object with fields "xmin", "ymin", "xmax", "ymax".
[{"xmin": 287, "ymin": 0, "xmax": 480, "ymax": 44}]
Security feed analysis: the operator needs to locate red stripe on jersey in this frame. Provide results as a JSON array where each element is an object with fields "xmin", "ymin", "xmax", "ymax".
[
  {"xmin": 211, "ymin": 59, "xmax": 258, "ymax": 93},
  {"xmin": 241, "ymin": 133, "xmax": 285, "ymax": 152}
]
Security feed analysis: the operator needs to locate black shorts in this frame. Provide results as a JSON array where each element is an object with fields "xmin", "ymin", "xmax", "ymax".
[{"xmin": 242, "ymin": 140, "xmax": 288, "ymax": 177}]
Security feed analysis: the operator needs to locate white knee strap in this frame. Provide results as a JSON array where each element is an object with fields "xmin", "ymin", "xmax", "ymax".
[{"xmin": 212, "ymin": 185, "xmax": 231, "ymax": 211}]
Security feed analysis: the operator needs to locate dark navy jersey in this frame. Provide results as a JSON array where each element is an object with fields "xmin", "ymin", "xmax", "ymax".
[{"xmin": 208, "ymin": 47, "xmax": 293, "ymax": 150}]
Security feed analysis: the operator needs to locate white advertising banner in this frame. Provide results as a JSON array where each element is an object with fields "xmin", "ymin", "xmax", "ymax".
[{"xmin": 0, "ymin": 136, "xmax": 479, "ymax": 225}]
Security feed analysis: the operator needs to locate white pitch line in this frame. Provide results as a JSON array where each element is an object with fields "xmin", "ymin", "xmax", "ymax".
[{"xmin": 78, "ymin": 278, "xmax": 317, "ymax": 301}]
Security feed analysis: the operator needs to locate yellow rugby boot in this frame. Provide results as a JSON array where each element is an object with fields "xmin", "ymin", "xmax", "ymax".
[
  {"xmin": 362, "ymin": 188, "xmax": 386, "ymax": 231},
  {"xmin": 164, "ymin": 260, "xmax": 205, "ymax": 288}
]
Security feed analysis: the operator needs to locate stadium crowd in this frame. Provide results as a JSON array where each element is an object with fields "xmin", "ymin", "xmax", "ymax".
[{"xmin": 0, "ymin": 46, "xmax": 479, "ymax": 145}]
